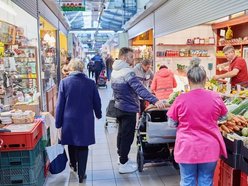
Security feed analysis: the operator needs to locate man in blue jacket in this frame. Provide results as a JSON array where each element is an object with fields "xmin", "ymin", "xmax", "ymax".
[
  {"xmin": 111, "ymin": 47, "xmax": 166, "ymax": 174},
  {"xmin": 91, "ymin": 53, "xmax": 105, "ymax": 84}
]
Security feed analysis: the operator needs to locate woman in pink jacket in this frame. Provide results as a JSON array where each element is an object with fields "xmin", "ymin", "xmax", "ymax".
[
  {"xmin": 151, "ymin": 65, "xmax": 177, "ymax": 100},
  {"xmin": 167, "ymin": 58, "xmax": 227, "ymax": 186}
]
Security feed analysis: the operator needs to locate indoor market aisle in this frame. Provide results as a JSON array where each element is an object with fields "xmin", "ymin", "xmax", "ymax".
[{"xmin": 68, "ymin": 82, "xmax": 180, "ymax": 186}]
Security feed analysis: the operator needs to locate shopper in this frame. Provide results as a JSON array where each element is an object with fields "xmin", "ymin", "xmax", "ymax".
[
  {"xmin": 87, "ymin": 60, "xmax": 95, "ymax": 78},
  {"xmin": 55, "ymin": 59, "xmax": 102, "ymax": 183},
  {"xmin": 134, "ymin": 59, "xmax": 154, "ymax": 112},
  {"xmin": 213, "ymin": 45, "xmax": 248, "ymax": 87},
  {"xmin": 134, "ymin": 59, "xmax": 154, "ymax": 89},
  {"xmin": 167, "ymin": 58, "xmax": 227, "ymax": 186},
  {"xmin": 151, "ymin": 65, "xmax": 177, "ymax": 100},
  {"xmin": 61, "ymin": 56, "xmax": 71, "ymax": 78},
  {"xmin": 105, "ymin": 54, "xmax": 114, "ymax": 81},
  {"xmin": 91, "ymin": 53, "xmax": 105, "ymax": 84},
  {"xmin": 111, "ymin": 47, "xmax": 166, "ymax": 174}
]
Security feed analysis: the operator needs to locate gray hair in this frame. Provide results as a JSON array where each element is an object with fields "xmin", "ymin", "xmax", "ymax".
[
  {"xmin": 141, "ymin": 59, "xmax": 152, "ymax": 66},
  {"xmin": 68, "ymin": 58, "xmax": 84, "ymax": 72},
  {"xmin": 187, "ymin": 58, "xmax": 206, "ymax": 84},
  {"xmin": 223, "ymin": 45, "xmax": 235, "ymax": 53}
]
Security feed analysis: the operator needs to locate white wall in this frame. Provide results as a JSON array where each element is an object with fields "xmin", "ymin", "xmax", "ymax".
[
  {"xmin": 155, "ymin": 25, "xmax": 216, "ymax": 79},
  {"xmin": 0, "ymin": 0, "xmax": 38, "ymax": 43}
]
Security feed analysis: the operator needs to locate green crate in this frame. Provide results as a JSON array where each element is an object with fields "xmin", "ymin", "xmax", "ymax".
[
  {"xmin": 0, "ymin": 139, "xmax": 44, "ymax": 168},
  {"xmin": 21, "ymin": 165, "xmax": 45, "ymax": 186},
  {"xmin": 0, "ymin": 150, "xmax": 44, "ymax": 185}
]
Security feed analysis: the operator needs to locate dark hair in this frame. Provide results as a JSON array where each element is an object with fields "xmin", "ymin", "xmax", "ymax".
[
  {"xmin": 118, "ymin": 47, "xmax": 133, "ymax": 58},
  {"xmin": 159, "ymin": 65, "xmax": 168, "ymax": 70},
  {"xmin": 187, "ymin": 58, "xmax": 206, "ymax": 84}
]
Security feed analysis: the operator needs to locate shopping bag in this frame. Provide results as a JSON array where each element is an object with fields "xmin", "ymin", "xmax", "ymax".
[
  {"xmin": 106, "ymin": 99, "xmax": 117, "ymax": 118},
  {"xmin": 46, "ymin": 143, "xmax": 68, "ymax": 174}
]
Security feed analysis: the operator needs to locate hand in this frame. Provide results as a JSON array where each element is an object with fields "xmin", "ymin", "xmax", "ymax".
[
  {"xmin": 155, "ymin": 100, "xmax": 166, "ymax": 109},
  {"xmin": 212, "ymin": 75, "xmax": 220, "ymax": 80}
]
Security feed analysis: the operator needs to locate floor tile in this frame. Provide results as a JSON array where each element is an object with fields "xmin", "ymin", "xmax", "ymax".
[
  {"xmin": 116, "ymin": 177, "xmax": 141, "ymax": 186},
  {"xmin": 92, "ymin": 179, "xmax": 117, "ymax": 186},
  {"xmin": 92, "ymin": 161, "xmax": 113, "ymax": 170},
  {"xmin": 92, "ymin": 169, "xmax": 115, "ymax": 180},
  {"xmin": 138, "ymin": 176, "xmax": 164, "ymax": 186}
]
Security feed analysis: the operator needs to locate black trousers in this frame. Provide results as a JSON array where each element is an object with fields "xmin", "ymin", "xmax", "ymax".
[
  {"xmin": 88, "ymin": 70, "xmax": 94, "ymax": 78},
  {"xmin": 94, "ymin": 70, "xmax": 101, "ymax": 83},
  {"xmin": 68, "ymin": 145, "xmax": 88, "ymax": 176},
  {"xmin": 116, "ymin": 109, "xmax": 136, "ymax": 164}
]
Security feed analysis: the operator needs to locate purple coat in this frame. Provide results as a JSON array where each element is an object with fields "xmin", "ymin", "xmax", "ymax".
[{"xmin": 55, "ymin": 73, "xmax": 102, "ymax": 146}]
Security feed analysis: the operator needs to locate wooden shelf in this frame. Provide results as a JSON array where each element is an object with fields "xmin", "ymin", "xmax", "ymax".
[
  {"xmin": 217, "ymin": 43, "xmax": 248, "ymax": 47},
  {"xmin": 156, "ymin": 56, "xmax": 210, "ymax": 58},
  {"xmin": 157, "ymin": 44, "xmax": 215, "ymax": 47},
  {"xmin": 216, "ymin": 56, "xmax": 226, "ymax": 59},
  {"xmin": 212, "ymin": 15, "xmax": 248, "ymax": 29}
]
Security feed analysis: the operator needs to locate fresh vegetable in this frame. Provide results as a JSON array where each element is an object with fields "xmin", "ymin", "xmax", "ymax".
[
  {"xmin": 168, "ymin": 91, "xmax": 180, "ymax": 104},
  {"xmin": 231, "ymin": 99, "xmax": 248, "ymax": 115},
  {"xmin": 242, "ymin": 128, "xmax": 248, "ymax": 137}
]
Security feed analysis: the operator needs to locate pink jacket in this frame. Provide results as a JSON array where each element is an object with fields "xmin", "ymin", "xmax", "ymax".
[
  {"xmin": 151, "ymin": 68, "xmax": 177, "ymax": 100},
  {"xmin": 167, "ymin": 89, "xmax": 228, "ymax": 163}
]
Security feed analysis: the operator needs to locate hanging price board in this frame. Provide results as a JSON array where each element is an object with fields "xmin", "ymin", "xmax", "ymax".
[{"xmin": 60, "ymin": 0, "xmax": 86, "ymax": 11}]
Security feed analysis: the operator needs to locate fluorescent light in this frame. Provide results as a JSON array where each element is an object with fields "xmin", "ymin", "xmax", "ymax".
[{"xmin": 0, "ymin": 1, "xmax": 17, "ymax": 16}]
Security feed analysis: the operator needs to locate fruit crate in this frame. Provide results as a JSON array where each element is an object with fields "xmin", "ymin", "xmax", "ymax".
[
  {"xmin": 221, "ymin": 153, "xmax": 240, "ymax": 169},
  {"xmin": 213, "ymin": 160, "xmax": 221, "ymax": 186},
  {"xmin": 223, "ymin": 137, "xmax": 242, "ymax": 154},
  {"xmin": 240, "ymin": 143, "xmax": 248, "ymax": 174},
  {"xmin": 220, "ymin": 161, "xmax": 240, "ymax": 186},
  {"xmin": 0, "ymin": 120, "xmax": 42, "ymax": 152},
  {"xmin": 0, "ymin": 151, "xmax": 44, "ymax": 185},
  {"xmin": 240, "ymin": 171, "xmax": 248, "ymax": 186},
  {"xmin": 0, "ymin": 138, "xmax": 44, "ymax": 168}
]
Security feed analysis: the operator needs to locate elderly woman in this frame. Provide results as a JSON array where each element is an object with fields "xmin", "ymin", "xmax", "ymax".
[
  {"xmin": 55, "ymin": 59, "xmax": 102, "ymax": 183},
  {"xmin": 167, "ymin": 58, "xmax": 227, "ymax": 186}
]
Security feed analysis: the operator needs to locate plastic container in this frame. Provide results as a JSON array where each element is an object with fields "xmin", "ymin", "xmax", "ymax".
[
  {"xmin": 220, "ymin": 161, "xmax": 240, "ymax": 186},
  {"xmin": 0, "ymin": 151, "xmax": 44, "ymax": 185},
  {"xmin": 240, "ymin": 171, "xmax": 248, "ymax": 186},
  {"xmin": 223, "ymin": 137, "xmax": 242, "ymax": 154},
  {"xmin": 213, "ymin": 160, "xmax": 221, "ymax": 186},
  {"xmin": 0, "ymin": 120, "xmax": 42, "ymax": 152},
  {"xmin": 0, "ymin": 138, "xmax": 43, "ymax": 168},
  {"xmin": 240, "ymin": 143, "xmax": 248, "ymax": 174}
]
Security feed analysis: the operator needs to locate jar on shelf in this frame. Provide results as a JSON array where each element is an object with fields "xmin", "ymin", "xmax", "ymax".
[
  {"xmin": 200, "ymin": 38, "xmax": 205, "ymax": 44},
  {"xmin": 194, "ymin": 37, "xmax": 200, "ymax": 44}
]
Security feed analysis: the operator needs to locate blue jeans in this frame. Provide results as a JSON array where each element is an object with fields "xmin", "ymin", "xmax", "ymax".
[{"xmin": 179, "ymin": 162, "xmax": 217, "ymax": 186}]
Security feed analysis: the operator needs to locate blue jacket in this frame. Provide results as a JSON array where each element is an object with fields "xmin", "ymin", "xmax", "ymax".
[
  {"xmin": 111, "ymin": 60, "xmax": 158, "ymax": 113},
  {"xmin": 91, "ymin": 54, "xmax": 105, "ymax": 72},
  {"xmin": 55, "ymin": 72, "xmax": 102, "ymax": 146}
]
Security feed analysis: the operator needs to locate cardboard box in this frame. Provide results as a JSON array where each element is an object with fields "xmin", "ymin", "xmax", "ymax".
[{"xmin": 13, "ymin": 102, "xmax": 40, "ymax": 116}]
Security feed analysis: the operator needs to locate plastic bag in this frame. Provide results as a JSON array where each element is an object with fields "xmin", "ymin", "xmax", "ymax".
[{"xmin": 46, "ymin": 144, "xmax": 68, "ymax": 174}]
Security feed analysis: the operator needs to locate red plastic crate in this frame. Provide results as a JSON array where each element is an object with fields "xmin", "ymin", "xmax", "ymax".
[
  {"xmin": 214, "ymin": 160, "xmax": 221, "ymax": 186},
  {"xmin": 241, "ymin": 172, "xmax": 248, "ymax": 186},
  {"xmin": 0, "ymin": 120, "xmax": 42, "ymax": 152},
  {"xmin": 220, "ymin": 161, "xmax": 240, "ymax": 186}
]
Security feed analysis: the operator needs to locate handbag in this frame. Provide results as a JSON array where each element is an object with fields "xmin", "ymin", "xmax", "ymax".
[
  {"xmin": 46, "ymin": 143, "xmax": 68, "ymax": 174},
  {"xmin": 106, "ymin": 99, "xmax": 117, "ymax": 118}
]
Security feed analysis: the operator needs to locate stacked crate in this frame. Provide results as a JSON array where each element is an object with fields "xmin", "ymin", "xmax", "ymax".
[{"xmin": 0, "ymin": 120, "xmax": 45, "ymax": 186}]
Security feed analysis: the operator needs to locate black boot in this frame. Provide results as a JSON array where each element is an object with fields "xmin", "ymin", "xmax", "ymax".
[{"xmin": 79, "ymin": 174, "xmax": 87, "ymax": 183}]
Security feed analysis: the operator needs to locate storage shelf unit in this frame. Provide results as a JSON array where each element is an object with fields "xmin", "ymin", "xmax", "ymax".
[{"xmin": 212, "ymin": 15, "xmax": 248, "ymax": 75}]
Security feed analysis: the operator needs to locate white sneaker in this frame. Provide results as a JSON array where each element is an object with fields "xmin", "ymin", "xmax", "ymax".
[{"xmin": 119, "ymin": 160, "xmax": 137, "ymax": 174}]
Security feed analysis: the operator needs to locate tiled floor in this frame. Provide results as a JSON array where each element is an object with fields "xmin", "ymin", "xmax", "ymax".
[{"xmin": 68, "ymin": 82, "xmax": 180, "ymax": 186}]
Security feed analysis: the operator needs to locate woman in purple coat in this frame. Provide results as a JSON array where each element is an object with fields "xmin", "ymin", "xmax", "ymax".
[{"xmin": 55, "ymin": 59, "xmax": 102, "ymax": 183}]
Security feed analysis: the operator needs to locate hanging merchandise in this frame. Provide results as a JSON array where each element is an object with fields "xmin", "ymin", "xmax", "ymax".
[{"xmin": 225, "ymin": 26, "xmax": 233, "ymax": 40}]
